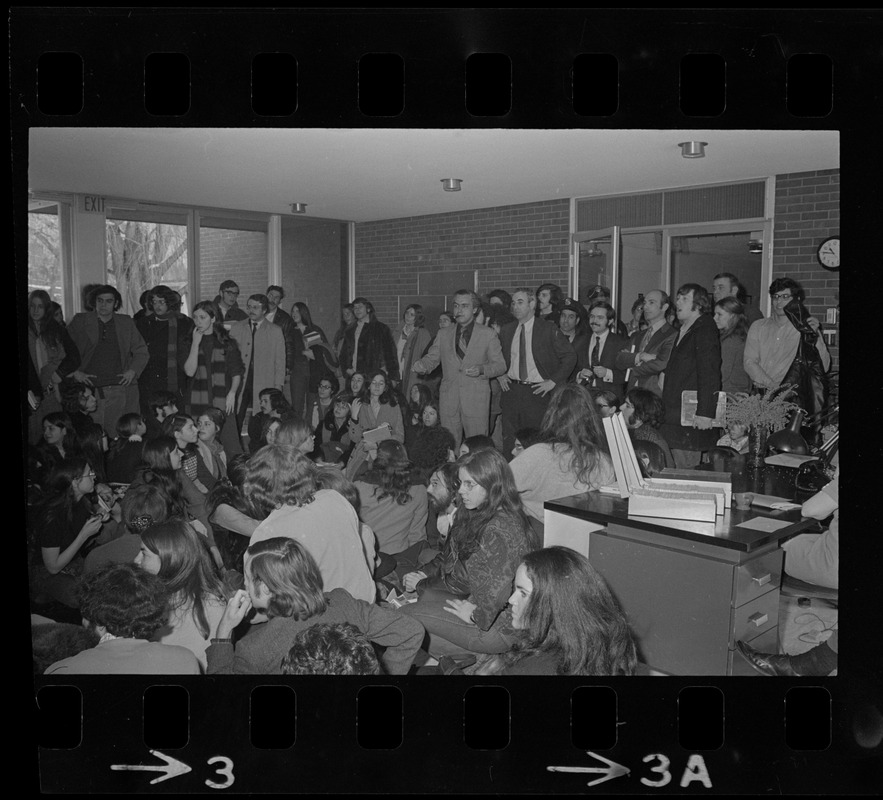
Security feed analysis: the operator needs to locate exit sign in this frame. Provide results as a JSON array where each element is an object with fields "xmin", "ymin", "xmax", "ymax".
[{"xmin": 81, "ymin": 195, "xmax": 106, "ymax": 213}]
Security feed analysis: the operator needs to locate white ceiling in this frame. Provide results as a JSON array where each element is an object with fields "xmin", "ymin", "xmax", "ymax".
[{"xmin": 28, "ymin": 128, "xmax": 839, "ymax": 223}]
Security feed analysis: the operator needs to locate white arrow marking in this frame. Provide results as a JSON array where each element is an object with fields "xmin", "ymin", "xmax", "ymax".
[
  {"xmin": 547, "ymin": 750, "xmax": 631, "ymax": 787},
  {"xmin": 111, "ymin": 750, "xmax": 192, "ymax": 785}
]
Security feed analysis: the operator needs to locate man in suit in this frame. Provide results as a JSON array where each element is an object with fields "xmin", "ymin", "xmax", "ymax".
[
  {"xmin": 557, "ymin": 297, "xmax": 589, "ymax": 382},
  {"xmin": 498, "ymin": 288, "xmax": 577, "ymax": 456},
  {"xmin": 614, "ymin": 289, "xmax": 677, "ymax": 396},
  {"xmin": 230, "ymin": 294, "xmax": 286, "ymax": 435},
  {"xmin": 67, "ymin": 285, "xmax": 149, "ymax": 436},
  {"xmin": 576, "ymin": 301, "xmax": 628, "ymax": 401},
  {"xmin": 412, "ymin": 289, "xmax": 506, "ymax": 445}
]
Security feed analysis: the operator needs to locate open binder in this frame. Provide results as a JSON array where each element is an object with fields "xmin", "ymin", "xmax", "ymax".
[{"xmin": 602, "ymin": 414, "xmax": 731, "ymax": 522}]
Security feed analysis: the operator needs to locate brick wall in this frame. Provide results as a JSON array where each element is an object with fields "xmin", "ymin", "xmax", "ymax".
[
  {"xmin": 773, "ymin": 169, "xmax": 840, "ymax": 371},
  {"xmin": 354, "ymin": 199, "xmax": 571, "ymax": 327},
  {"xmin": 280, "ymin": 219, "xmax": 346, "ymax": 335},
  {"xmin": 198, "ymin": 228, "xmax": 268, "ymax": 304}
]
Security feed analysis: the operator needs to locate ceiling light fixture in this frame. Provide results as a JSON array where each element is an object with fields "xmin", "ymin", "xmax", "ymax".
[
  {"xmin": 290, "ymin": 203, "xmax": 308, "ymax": 214},
  {"xmin": 441, "ymin": 178, "xmax": 463, "ymax": 192},
  {"xmin": 678, "ymin": 141, "xmax": 708, "ymax": 159}
]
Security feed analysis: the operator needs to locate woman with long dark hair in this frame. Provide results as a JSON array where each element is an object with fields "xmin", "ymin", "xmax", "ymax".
[
  {"xmin": 206, "ymin": 454, "xmax": 259, "ymax": 572},
  {"xmin": 443, "ymin": 547, "xmax": 637, "ymax": 676},
  {"xmin": 291, "ymin": 301, "xmax": 339, "ymax": 410},
  {"xmin": 713, "ymin": 296, "xmax": 752, "ymax": 394},
  {"xmin": 395, "ymin": 304, "xmax": 432, "ymax": 399},
  {"xmin": 184, "ymin": 299, "xmax": 244, "ymax": 456},
  {"xmin": 332, "ymin": 303, "xmax": 356, "ymax": 362},
  {"xmin": 205, "ymin": 537, "xmax": 424, "ymax": 674},
  {"xmin": 313, "ymin": 392, "xmax": 355, "ymax": 464},
  {"xmin": 345, "ymin": 370, "xmax": 404, "ymax": 480},
  {"xmin": 135, "ymin": 518, "xmax": 228, "ymax": 670},
  {"xmin": 404, "ymin": 383, "xmax": 433, "ymax": 453},
  {"xmin": 354, "ymin": 440, "xmax": 428, "ymax": 569},
  {"xmin": 399, "ymin": 449, "xmax": 535, "ymax": 659},
  {"xmin": 509, "ymin": 383, "xmax": 615, "ymax": 524}
]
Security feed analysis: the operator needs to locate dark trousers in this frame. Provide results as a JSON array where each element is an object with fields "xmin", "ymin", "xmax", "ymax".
[
  {"xmin": 500, "ymin": 381, "xmax": 550, "ymax": 457},
  {"xmin": 236, "ymin": 367, "xmax": 254, "ymax": 434}
]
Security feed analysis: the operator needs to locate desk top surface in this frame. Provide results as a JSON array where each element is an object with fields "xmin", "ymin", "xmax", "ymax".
[{"xmin": 545, "ymin": 491, "xmax": 816, "ymax": 553}]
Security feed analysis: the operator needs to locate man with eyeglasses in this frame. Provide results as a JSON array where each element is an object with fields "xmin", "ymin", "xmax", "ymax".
[
  {"xmin": 67, "ymin": 284, "xmax": 149, "ymax": 436},
  {"xmin": 214, "ymin": 280, "xmax": 248, "ymax": 323},
  {"xmin": 743, "ymin": 277, "xmax": 830, "ymax": 391}
]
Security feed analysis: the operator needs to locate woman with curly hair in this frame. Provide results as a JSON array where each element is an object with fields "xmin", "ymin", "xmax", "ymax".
[
  {"xmin": 244, "ymin": 445, "xmax": 375, "ymax": 602},
  {"xmin": 43, "ymin": 563, "xmax": 200, "ymax": 674},
  {"xmin": 135, "ymin": 519, "xmax": 228, "ymax": 670},
  {"xmin": 621, "ymin": 387, "xmax": 675, "ymax": 468},
  {"xmin": 354, "ymin": 440, "xmax": 428, "ymax": 569},
  {"xmin": 184, "ymin": 299, "xmax": 244, "ymax": 457},
  {"xmin": 509, "ymin": 383, "xmax": 615, "ymax": 524},
  {"xmin": 136, "ymin": 285, "xmax": 195, "ymax": 422},
  {"xmin": 345, "ymin": 369, "xmax": 404, "ymax": 481},
  {"xmin": 205, "ymin": 537, "xmax": 423, "ymax": 675},
  {"xmin": 399, "ymin": 449, "xmax": 534, "ymax": 659},
  {"xmin": 439, "ymin": 547, "xmax": 637, "ymax": 676}
]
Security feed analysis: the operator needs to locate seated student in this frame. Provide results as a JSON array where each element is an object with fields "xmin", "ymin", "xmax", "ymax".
[
  {"xmin": 313, "ymin": 392, "xmax": 355, "ymax": 464},
  {"xmin": 620, "ymin": 388, "xmax": 676, "ymax": 469},
  {"xmin": 163, "ymin": 413, "xmax": 208, "ymax": 492},
  {"xmin": 248, "ymin": 388, "xmax": 291, "ymax": 454},
  {"xmin": 43, "ymin": 563, "xmax": 200, "ymax": 675},
  {"xmin": 510, "ymin": 427, "xmax": 540, "ymax": 460},
  {"xmin": 593, "ymin": 389, "xmax": 619, "ymax": 419},
  {"xmin": 438, "ymin": 547, "xmax": 638, "ymax": 676},
  {"xmin": 206, "ymin": 455, "xmax": 259, "ymax": 573},
  {"xmin": 36, "ymin": 411, "xmax": 83, "ymax": 473},
  {"xmin": 145, "ymin": 390, "xmax": 179, "ymax": 441},
  {"xmin": 715, "ymin": 420, "xmax": 749, "ymax": 454},
  {"xmin": 30, "ymin": 457, "xmax": 116, "ymax": 608},
  {"xmin": 354, "ymin": 440, "xmax": 429, "ymax": 574},
  {"xmin": 399, "ymin": 449, "xmax": 535, "ymax": 659},
  {"xmin": 194, "ymin": 408, "xmax": 229, "ymax": 487},
  {"xmin": 206, "ymin": 537, "xmax": 424, "ymax": 675},
  {"xmin": 458, "ymin": 435, "xmax": 495, "ymax": 458},
  {"xmin": 32, "ymin": 619, "xmax": 100, "ymax": 675},
  {"xmin": 135, "ymin": 519, "xmax": 228, "ymax": 671},
  {"xmin": 77, "ymin": 420, "xmax": 109, "ymax": 484},
  {"xmin": 274, "ymin": 416, "xmax": 316, "ymax": 456},
  {"xmin": 281, "ymin": 622, "xmax": 382, "ymax": 675},
  {"xmin": 509, "ymin": 384, "xmax": 616, "ymax": 525},
  {"xmin": 404, "ymin": 384, "xmax": 434, "ymax": 453},
  {"xmin": 59, "ymin": 379, "xmax": 99, "ymax": 438},
  {"xmin": 106, "ymin": 413, "xmax": 147, "ymax": 484},
  {"xmin": 345, "ymin": 369, "xmax": 405, "ymax": 481},
  {"xmin": 244, "ymin": 445, "xmax": 376, "ymax": 603},
  {"xmin": 408, "ymin": 425, "xmax": 457, "ymax": 484},
  {"xmin": 632, "ymin": 441, "xmax": 667, "ymax": 478}
]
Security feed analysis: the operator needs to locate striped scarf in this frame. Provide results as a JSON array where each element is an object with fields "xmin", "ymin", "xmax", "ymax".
[{"xmin": 190, "ymin": 336, "xmax": 228, "ymax": 414}]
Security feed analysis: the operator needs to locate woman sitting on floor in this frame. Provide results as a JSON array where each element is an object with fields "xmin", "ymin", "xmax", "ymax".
[
  {"xmin": 621, "ymin": 388, "xmax": 676, "ymax": 469},
  {"xmin": 206, "ymin": 454, "xmax": 259, "ymax": 574},
  {"xmin": 135, "ymin": 518, "xmax": 229, "ymax": 671},
  {"xmin": 205, "ymin": 537, "xmax": 424, "ymax": 675},
  {"xmin": 398, "ymin": 449, "xmax": 535, "ymax": 660},
  {"xmin": 509, "ymin": 383, "xmax": 616, "ymax": 526},
  {"xmin": 438, "ymin": 547, "xmax": 637, "ymax": 676},
  {"xmin": 345, "ymin": 369, "xmax": 405, "ymax": 480}
]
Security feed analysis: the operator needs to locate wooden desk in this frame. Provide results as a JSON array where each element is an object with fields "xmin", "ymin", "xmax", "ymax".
[{"xmin": 543, "ymin": 486, "xmax": 817, "ymax": 676}]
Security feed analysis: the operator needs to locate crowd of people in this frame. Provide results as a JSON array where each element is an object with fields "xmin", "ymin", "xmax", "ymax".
[{"xmin": 26, "ymin": 272, "xmax": 834, "ymax": 676}]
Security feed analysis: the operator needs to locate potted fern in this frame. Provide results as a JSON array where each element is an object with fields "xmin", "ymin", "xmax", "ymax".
[{"xmin": 724, "ymin": 385, "xmax": 800, "ymax": 462}]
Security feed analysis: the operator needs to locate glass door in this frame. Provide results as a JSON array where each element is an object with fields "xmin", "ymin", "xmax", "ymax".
[{"xmin": 572, "ymin": 226, "xmax": 620, "ymax": 313}]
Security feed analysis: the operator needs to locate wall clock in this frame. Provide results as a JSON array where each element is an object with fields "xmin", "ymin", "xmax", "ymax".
[{"xmin": 816, "ymin": 236, "xmax": 839, "ymax": 271}]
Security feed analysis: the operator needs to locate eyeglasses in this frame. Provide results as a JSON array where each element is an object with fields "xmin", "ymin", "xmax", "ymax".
[
  {"xmin": 80, "ymin": 470, "xmax": 96, "ymax": 481},
  {"xmin": 319, "ymin": 384, "xmax": 334, "ymax": 390},
  {"xmin": 772, "ymin": 292, "xmax": 793, "ymax": 302},
  {"xmin": 224, "ymin": 289, "xmax": 240, "ymax": 297}
]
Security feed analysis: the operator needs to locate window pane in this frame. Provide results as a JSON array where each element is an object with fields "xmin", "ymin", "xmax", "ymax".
[
  {"xmin": 106, "ymin": 219, "xmax": 189, "ymax": 315},
  {"xmin": 29, "ymin": 208, "xmax": 63, "ymax": 306}
]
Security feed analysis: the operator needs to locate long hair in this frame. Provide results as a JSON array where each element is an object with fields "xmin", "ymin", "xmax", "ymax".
[
  {"xmin": 274, "ymin": 416, "xmax": 313, "ymax": 449},
  {"xmin": 121, "ymin": 482, "xmax": 173, "ymax": 534},
  {"xmin": 138, "ymin": 437, "xmax": 188, "ymax": 517},
  {"xmin": 537, "ymin": 384, "xmax": 609, "ymax": 487},
  {"xmin": 508, "ymin": 547, "xmax": 637, "ymax": 676},
  {"xmin": 246, "ymin": 537, "xmax": 327, "ymax": 621},
  {"xmin": 162, "ymin": 413, "xmax": 198, "ymax": 455},
  {"xmin": 714, "ymin": 297, "xmax": 750, "ymax": 341},
  {"xmin": 624, "ymin": 388, "xmax": 665, "ymax": 429},
  {"xmin": 676, "ymin": 283, "xmax": 712, "ymax": 315},
  {"xmin": 408, "ymin": 384, "xmax": 433, "ymax": 421},
  {"xmin": 33, "ymin": 456, "xmax": 90, "ymax": 533},
  {"xmin": 28, "ymin": 290, "xmax": 63, "ymax": 349},
  {"xmin": 455, "ymin": 449, "xmax": 534, "ymax": 557},
  {"xmin": 333, "ymin": 303, "xmax": 355, "ymax": 349},
  {"xmin": 206, "ymin": 454, "xmax": 250, "ymax": 520},
  {"xmin": 77, "ymin": 421, "xmax": 108, "ymax": 483},
  {"xmin": 360, "ymin": 369, "xmax": 398, "ymax": 406},
  {"xmin": 242, "ymin": 445, "xmax": 317, "ymax": 519},
  {"xmin": 39, "ymin": 411, "xmax": 83, "ymax": 460},
  {"xmin": 139, "ymin": 519, "xmax": 225, "ymax": 639},
  {"xmin": 402, "ymin": 303, "xmax": 425, "ymax": 328},
  {"xmin": 192, "ymin": 299, "xmax": 231, "ymax": 345},
  {"xmin": 291, "ymin": 301, "xmax": 314, "ymax": 328},
  {"xmin": 365, "ymin": 440, "xmax": 413, "ymax": 505}
]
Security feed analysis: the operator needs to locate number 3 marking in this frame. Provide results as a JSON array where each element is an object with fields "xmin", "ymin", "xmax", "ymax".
[
  {"xmin": 205, "ymin": 756, "xmax": 235, "ymax": 789},
  {"xmin": 640, "ymin": 753, "xmax": 672, "ymax": 787}
]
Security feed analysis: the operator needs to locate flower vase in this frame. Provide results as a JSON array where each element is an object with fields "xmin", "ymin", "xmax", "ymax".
[{"xmin": 747, "ymin": 425, "xmax": 769, "ymax": 463}]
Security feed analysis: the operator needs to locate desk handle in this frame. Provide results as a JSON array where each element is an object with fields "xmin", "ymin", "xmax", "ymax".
[
  {"xmin": 751, "ymin": 573, "xmax": 772, "ymax": 587},
  {"xmin": 748, "ymin": 612, "xmax": 769, "ymax": 628}
]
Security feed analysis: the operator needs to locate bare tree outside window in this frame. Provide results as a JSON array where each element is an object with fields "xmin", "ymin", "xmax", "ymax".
[
  {"xmin": 28, "ymin": 209, "xmax": 62, "ymax": 303},
  {"xmin": 105, "ymin": 219, "xmax": 189, "ymax": 314}
]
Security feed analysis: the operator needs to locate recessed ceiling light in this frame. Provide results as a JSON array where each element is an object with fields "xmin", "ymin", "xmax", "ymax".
[
  {"xmin": 441, "ymin": 178, "xmax": 463, "ymax": 192},
  {"xmin": 678, "ymin": 141, "xmax": 708, "ymax": 158}
]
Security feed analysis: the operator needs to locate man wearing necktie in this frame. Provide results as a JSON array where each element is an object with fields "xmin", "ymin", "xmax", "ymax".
[
  {"xmin": 412, "ymin": 289, "xmax": 506, "ymax": 446},
  {"xmin": 230, "ymin": 294, "xmax": 286, "ymax": 439},
  {"xmin": 498, "ymin": 288, "xmax": 577, "ymax": 457},
  {"xmin": 614, "ymin": 289, "xmax": 677, "ymax": 396},
  {"xmin": 576, "ymin": 301, "xmax": 628, "ymax": 402}
]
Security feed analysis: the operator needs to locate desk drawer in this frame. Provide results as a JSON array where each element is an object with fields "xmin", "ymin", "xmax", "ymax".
[
  {"xmin": 731, "ymin": 590, "xmax": 779, "ymax": 645},
  {"xmin": 734, "ymin": 550, "xmax": 783, "ymax": 607}
]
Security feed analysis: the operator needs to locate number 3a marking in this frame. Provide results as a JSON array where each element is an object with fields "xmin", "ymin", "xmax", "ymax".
[
  {"xmin": 205, "ymin": 756, "xmax": 235, "ymax": 789},
  {"xmin": 640, "ymin": 753, "xmax": 672, "ymax": 787}
]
